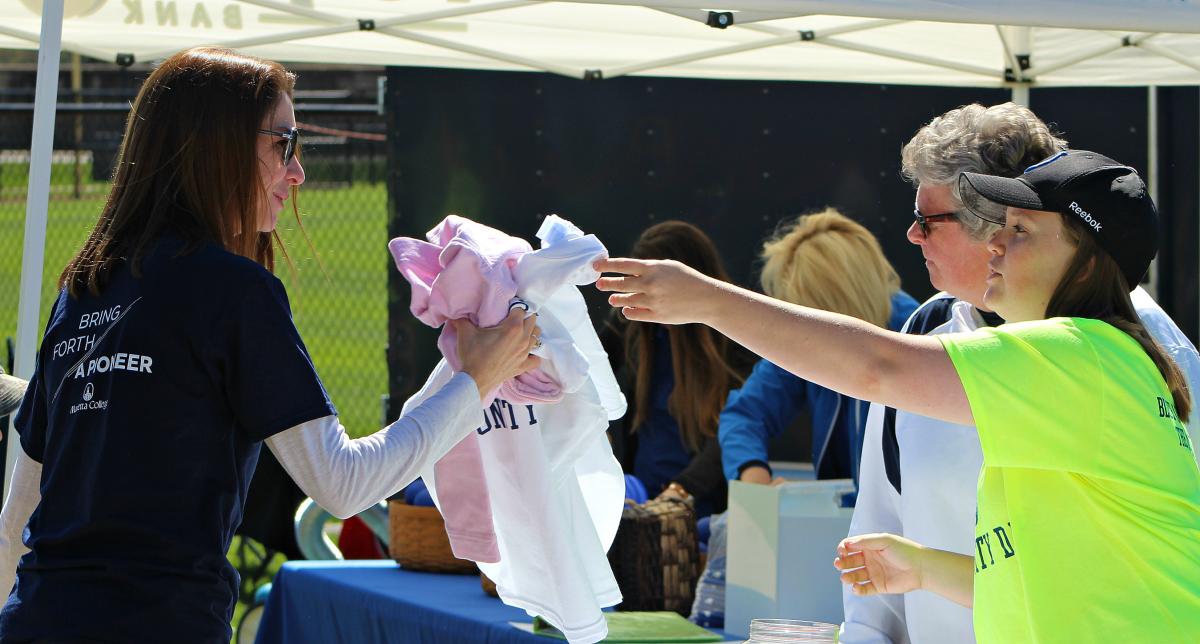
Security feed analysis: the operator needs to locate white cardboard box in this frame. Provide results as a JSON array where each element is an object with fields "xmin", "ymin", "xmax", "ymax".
[{"xmin": 724, "ymin": 479, "xmax": 856, "ymax": 638}]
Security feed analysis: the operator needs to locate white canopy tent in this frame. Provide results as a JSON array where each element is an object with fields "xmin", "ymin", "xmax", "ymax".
[
  {"xmin": 5, "ymin": 1, "xmax": 1200, "ymax": 85},
  {"xmin": 5, "ymin": 0, "xmax": 1200, "ymax": 487}
]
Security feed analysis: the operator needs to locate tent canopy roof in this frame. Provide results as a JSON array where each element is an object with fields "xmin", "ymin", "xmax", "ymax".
[{"xmin": 3, "ymin": 0, "xmax": 1200, "ymax": 86}]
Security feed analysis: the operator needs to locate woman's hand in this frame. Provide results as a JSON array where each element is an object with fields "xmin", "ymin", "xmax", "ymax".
[
  {"xmin": 595, "ymin": 258, "xmax": 722, "ymax": 325},
  {"xmin": 655, "ymin": 482, "xmax": 691, "ymax": 502},
  {"xmin": 834, "ymin": 533, "xmax": 975, "ymax": 607},
  {"xmin": 834, "ymin": 533, "xmax": 925, "ymax": 597},
  {"xmin": 454, "ymin": 308, "xmax": 541, "ymax": 401},
  {"xmin": 738, "ymin": 465, "xmax": 788, "ymax": 486}
]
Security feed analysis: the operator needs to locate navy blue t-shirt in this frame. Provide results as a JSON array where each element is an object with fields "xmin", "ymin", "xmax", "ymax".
[
  {"xmin": 2, "ymin": 236, "xmax": 335, "ymax": 642},
  {"xmin": 631, "ymin": 331, "xmax": 688, "ymax": 497}
]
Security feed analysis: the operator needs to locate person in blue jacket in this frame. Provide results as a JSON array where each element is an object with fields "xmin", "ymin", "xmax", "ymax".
[{"xmin": 719, "ymin": 209, "xmax": 918, "ymax": 487}]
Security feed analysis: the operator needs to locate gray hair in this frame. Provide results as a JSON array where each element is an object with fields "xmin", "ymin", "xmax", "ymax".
[{"xmin": 901, "ymin": 102, "xmax": 1068, "ymax": 240}]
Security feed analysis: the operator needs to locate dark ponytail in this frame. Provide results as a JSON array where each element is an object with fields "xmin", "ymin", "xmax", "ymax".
[{"xmin": 1045, "ymin": 215, "xmax": 1190, "ymax": 422}]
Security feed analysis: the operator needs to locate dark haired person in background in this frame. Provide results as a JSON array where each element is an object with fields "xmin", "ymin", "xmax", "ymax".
[{"xmin": 602, "ymin": 220, "xmax": 752, "ymax": 517}]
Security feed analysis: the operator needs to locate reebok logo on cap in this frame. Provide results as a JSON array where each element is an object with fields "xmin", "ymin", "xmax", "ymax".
[
  {"xmin": 958, "ymin": 149, "xmax": 1159, "ymax": 288},
  {"xmin": 1068, "ymin": 201, "xmax": 1102, "ymax": 232}
]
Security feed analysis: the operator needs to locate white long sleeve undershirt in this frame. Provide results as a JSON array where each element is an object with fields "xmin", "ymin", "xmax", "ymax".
[
  {"xmin": 0, "ymin": 444, "xmax": 41, "ymax": 596},
  {"xmin": 266, "ymin": 370, "xmax": 482, "ymax": 520},
  {"xmin": 0, "ymin": 370, "xmax": 482, "ymax": 596}
]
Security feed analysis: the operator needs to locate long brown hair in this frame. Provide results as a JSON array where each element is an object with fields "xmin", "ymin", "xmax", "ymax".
[
  {"xmin": 1046, "ymin": 215, "xmax": 1190, "ymax": 422},
  {"xmin": 624, "ymin": 221, "xmax": 745, "ymax": 451},
  {"xmin": 60, "ymin": 47, "xmax": 296, "ymax": 296}
]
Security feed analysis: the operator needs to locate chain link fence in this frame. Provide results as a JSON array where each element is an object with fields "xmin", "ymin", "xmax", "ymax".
[{"xmin": 0, "ymin": 105, "xmax": 392, "ymax": 439}]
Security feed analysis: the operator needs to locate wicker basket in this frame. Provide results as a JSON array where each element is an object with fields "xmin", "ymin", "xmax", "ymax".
[
  {"xmin": 607, "ymin": 497, "xmax": 701, "ymax": 615},
  {"xmin": 387, "ymin": 498, "xmax": 478, "ymax": 574}
]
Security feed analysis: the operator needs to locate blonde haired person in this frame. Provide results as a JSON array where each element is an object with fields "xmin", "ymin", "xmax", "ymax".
[
  {"xmin": 719, "ymin": 209, "xmax": 918, "ymax": 486},
  {"xmin": 761, "ymin": 208, "xmax": 903, "ymax": 330}
]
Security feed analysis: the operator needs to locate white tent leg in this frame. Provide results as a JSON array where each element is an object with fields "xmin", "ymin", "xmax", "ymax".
[
  {"xmin": 1005, "ymin": 26, "xmax": 1031, "ymax": 105},
  {"xmin": 1147, "ymin": 85, "xmax": 1159, "ymax": 300},
  {"xmin": 1011, "ymin": 84, "xmax": 1030, "ymax": 106},
  {"xmin": 8, "ymin": 0, "xmax": 64, "ymax": 496}
]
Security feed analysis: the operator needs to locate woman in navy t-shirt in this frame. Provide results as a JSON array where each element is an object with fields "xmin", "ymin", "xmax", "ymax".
[{"xmin": 0, "ymin": 47, "xmax": 541, "ymax": 643}]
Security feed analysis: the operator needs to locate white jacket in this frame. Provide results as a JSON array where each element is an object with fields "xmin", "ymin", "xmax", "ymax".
[{"xmin": 840, "ymin": 287, "xmax": 1200, "ymax": 644}]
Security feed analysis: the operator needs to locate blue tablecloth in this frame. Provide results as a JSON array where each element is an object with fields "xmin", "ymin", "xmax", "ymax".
[{"xmin": 255, "ymin": 560, "xmax": 735, "ymax": 643}]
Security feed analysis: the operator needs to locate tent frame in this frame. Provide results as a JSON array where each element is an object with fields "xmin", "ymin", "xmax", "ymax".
[
  {"xmin": 5, "ymin": 2, "xmax": 1198, "ymax": 83},
  {"xmin": 10, "ymin": 1, "xmax": 1197, "ymax": 495}
]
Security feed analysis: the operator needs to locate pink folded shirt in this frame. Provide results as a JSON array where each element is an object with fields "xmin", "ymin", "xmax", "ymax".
[
  {"xmin": 390, "ymin": 215, "xmax": 562, "ymax": 404},
  {"xmin": 388, "ymin": 214, "xmax": 606, "ymax": 565}
]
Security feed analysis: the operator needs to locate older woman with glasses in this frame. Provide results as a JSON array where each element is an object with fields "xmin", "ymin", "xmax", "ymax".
[
  {"xmin": 0, "ymin": 47, "xmax": 541, "ymax": 642},
  {"xmin": 912, "ymin": 208, "xmax": 960, "ymax": 237}
]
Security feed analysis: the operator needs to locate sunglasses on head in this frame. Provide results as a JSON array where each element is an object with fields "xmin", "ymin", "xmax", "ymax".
[
  {"xmin": 913, "ymin": 208, "xmax": 958, "ymax": 237},
  {"xmin": 257, "ymin": 127, "xmax": 300, "ymax": 165}
]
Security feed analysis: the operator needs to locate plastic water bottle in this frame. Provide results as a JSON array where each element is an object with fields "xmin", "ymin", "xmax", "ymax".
[{"xmin": 742, "ymin": 618, "xmax": 838, "ymax": 643}]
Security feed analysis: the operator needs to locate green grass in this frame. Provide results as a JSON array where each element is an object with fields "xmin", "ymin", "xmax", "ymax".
[
  {"xmin": 0, "ymin": 169, "xmax": 391, "ymax": 440},
  {"xmin": 275, "ymin": 184, "xmax": 392, "ymax": 438}
]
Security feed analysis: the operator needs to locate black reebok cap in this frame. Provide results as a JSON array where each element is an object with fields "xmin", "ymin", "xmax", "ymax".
[{"xmin": 958, "ymin": 149, "xmax": 1158, "ymax": 288}]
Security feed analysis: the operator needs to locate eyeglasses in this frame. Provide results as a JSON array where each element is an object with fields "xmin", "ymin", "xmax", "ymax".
[
  {"xmin": 913, "ymin": 208, "xmax": 959, "ymax": 237},
  {"xmin": 257, "ymin": 127, "xmax": 300, "ymax": 165}
]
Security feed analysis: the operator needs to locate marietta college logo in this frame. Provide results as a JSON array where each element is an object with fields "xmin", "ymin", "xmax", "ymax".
[{"xmin": 70, "ymin": 382, "xmax": 108, "ymax": 415}]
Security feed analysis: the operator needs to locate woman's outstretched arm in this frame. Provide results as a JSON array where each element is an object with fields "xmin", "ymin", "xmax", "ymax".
[
  {"xmin": 267, "ymin": 309, "xmax": 542, "ymax": 519},
  {"xmin": 596, "ymin": 257, "xmax": 972, "ymax": 426}
]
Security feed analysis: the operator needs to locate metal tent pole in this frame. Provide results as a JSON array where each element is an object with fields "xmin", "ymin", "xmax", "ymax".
[
  {"xmin": 1008, "ymin": 26, "xmax": 1031, "ymax": 106},
  {"xmin": 8, "ymin": 0, "xmax": 65, "ymax": 496},
  {"xmin": 1011, "ymin": 85, "xmax": 1030, "ymax": 106},
  {"xmin": 1147, "ymin": 85, "xmax": 1159, "ymax": 300}
]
